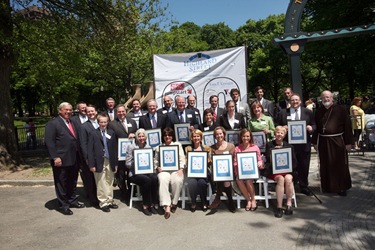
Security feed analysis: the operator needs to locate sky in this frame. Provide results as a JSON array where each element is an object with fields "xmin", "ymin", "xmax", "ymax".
[{"xmin": 164, "ymin": 0, "xmax": 290, "ymax": 30}]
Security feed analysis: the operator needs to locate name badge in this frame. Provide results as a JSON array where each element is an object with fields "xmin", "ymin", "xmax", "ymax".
[
  {"xmin": 105, "ymin": 133, "xmax": 111, "ymax": 139},
  {"xmin": 287, "ymin": 116, "xmax": 292, "ymax": 120},
  {"xmin": 127, "ymin": 123, "xmax": 132, "ymax": 127},
  {"xmin": 162, "ymin": 110, "xmax": 167, "ymax": 114},
  {"xmin": 223, "ymin": 151, "xmax": 229, "ymax": 154},
  {"xmin": 195, "ymin": 111, "xmax": 199, "ymax": 115},
  {"xmin": 239, "ymin": 107, "xmax": 244, "ymax": 110},
  {"xmin": 204, "ymin": 127, "xmax": 209, "ymax": 131},
  {"xmin": 264, "ymin": 108, "xmax": 268, "ymax": 112},
  {"xmin": 260, "ymin": 121, "xmax": 267, "ymax": 125},
  {"xmin": 187, "ymin": 114, "xmax": 192, "ymax": 118},
  {"xmin": 234, "ymin": 119, "xmax": 239, "ymax": 123}
]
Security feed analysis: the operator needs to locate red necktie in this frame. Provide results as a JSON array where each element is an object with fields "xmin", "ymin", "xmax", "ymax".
[
  {"xmin": 67, "ymin": 120, "xmax": 76, "ymax": 138},
  {"xmin": 213, "ymin": 109, "xmax": 217, "ymax": 122}
]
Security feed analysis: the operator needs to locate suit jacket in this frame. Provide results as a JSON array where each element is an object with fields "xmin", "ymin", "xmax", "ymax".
[
  {"xmin": 167, "ymin": 108, "xmax": 199, "ymax": 130},
  {"xmin": 79, "ymin": 120, "xmax": 97, "ymax": 161},
  {"xmin": 105, "ymin": 109, "xmax": 117, "ymax": 121},
  {"xmin": 108, "ymin": 117, "xmax": 137, "ymax": 139},
  {"xmin": 87, "ymin": 128, "xmax": 118, "ymax": 172},
  {"xmin": 71, "ymin": 115, "xmax": 87, "ymax": 126},
  {"xmin": 45, "ymin": 116, "xmax": 81, "ymax": 167},
  {"xmin": 235, "ymin": 101, "xmax": 251, "ymax": 124},
  {"xmin": 157, "ymin": 107, "xmax": 176, "ymax": 115},
  {"xmin": 277, "ymin": 107, "xmax": 316, "ymax": 151},
  {"xmin": 219, "ymin": 113, "xmax": 246, "ymax": 131},
  {"xmin": 138, "ymin": 112, "xmax": 169, "ymax": 131},
  {"xmin": 126, "ymin": 110, "xmax": 147, "ymax": 119},
  {"xmin": 203, "ymin": 107, "xmax": 224, "ymax": 125},
  {"xmin": 186, "ymin": 106, "xmax": 202, "ymax": 124},
  {"xmin": 260, "ymin": 98, "xmax": 275, "ymax": 120}
]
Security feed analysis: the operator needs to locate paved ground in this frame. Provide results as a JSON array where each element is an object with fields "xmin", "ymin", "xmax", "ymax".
[{"xmin": 0, "ymin": 150, "xmax": 374, "ymax": 250}]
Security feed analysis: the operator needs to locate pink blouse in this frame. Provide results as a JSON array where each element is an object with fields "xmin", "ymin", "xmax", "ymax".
[{"xmin": 233, "ymin": 143, "xmax": 262, "ymax": 177}]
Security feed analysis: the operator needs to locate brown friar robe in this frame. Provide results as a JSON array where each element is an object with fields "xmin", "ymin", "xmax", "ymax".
[{"xmin": 311, "ymin": 104, "xmax": 353, "ymax": 193}]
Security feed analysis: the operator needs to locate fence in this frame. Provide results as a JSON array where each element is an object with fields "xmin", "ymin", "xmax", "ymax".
[{"xmin": 15, "ymin": 125, "xmax": 46, "ymax": 151}]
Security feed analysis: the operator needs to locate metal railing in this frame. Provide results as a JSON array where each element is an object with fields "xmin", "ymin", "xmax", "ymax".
[{"xmin": 15, "ymin": 125, "xmax": 46, "ymax": 151}]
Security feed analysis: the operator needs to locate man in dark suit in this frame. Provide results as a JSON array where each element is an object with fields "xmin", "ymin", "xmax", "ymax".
[
  {"xmin": 254, "ymin": 86, "xmax": 275, "ymax": 121},
  {"xmin": 157, "ymin": 95, "xmax": 176, "ymax": 115},
  {"xmin": 126, "ymin": 99, "xmax": 147, "ymax": 128},
  {"xmin": 204, "ymin": 95, "xmax": 224, "ymax": 125},
  {"xmin": 45, "ymin": 102, "xmax": 85, "ymax": 215},
  {"xmin": 277, "ymin": 93, "xmax": 316, "ymax": 196},
  {"xmin": 186, "ymin": 95, "xmax": 202, "ymax": 124},
  {"xmin": 275, "ymin": 87, "xmax": 293, "ymax": 124},
  {"xmin": 139, "ymin": 99, "xmax": 168, "ymax": 130},
  {"xmin": 108, "ymin": 104, "xmax": 137, "ymax": 201},
  {"xmin": 105, "ymin": 97, "xmax": 116, "ymax": 121},
  {"xmin": 230, "ymin": 88, "xmax": 250, "ymax": 125},
  {"xmin": 167, "ymin": 96, "xmax": 199, "ymax": 131},
  {"xmin": 71, "ymin": 102, "xmax": 88, "ymax": 126},
  {"xmin": 78, "ymin": 104, "xmax": 100, "ymax": 207}
]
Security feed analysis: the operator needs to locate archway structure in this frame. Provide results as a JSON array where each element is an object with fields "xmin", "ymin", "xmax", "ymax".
[{"xmin": 274, "ymin": 0, "xmax": 375, "ymax": 97}]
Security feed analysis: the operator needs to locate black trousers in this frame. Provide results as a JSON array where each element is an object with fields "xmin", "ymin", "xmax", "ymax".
[
  {"xmin": 79, "ymin": 162, "xmax": 99, "ymax": 205},
  {"xmin": 187, "ymin": 178, "xmax": 208, "ymax": 205},
  {"xmin": 129, "ymin": 173, "xmax": 158, "ymax": 206}
]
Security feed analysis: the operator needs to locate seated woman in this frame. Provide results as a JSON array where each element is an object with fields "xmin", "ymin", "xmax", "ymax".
[
  {"xmin": 220, "ymin": 100, "xmax": 246, "ymax": 131},
  {"xmin": 233, "ymin": 128, "xmax": 264, "ymax": 211},
  {"xmin": 126, "ymin": 129, "xmax": 159, "ymax": 216},
  {"xmin": 248, "ymin": 101, "xmax": 275, "ymax": 142},
  {"xmin": 209, "ymin": 126, "xmax": 236, "ymax": 212},
  {"xmin": 199, "ymin": 108, "xmax": 217, "ymax": 132},
  {"xmin": 185, "ymin": 129, "xmax": 212, "ymax": 212},
  {"xmin": 265, "ymin": 126, "xmax": 296, "ymax": 218},
  {"xmin": 154, "ymin": 128, "xmax": 185, "ymax": 219}
]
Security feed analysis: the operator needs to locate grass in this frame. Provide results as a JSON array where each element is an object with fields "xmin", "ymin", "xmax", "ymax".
[{"xmin": 32, "ymin": 165, "xmax": 52, "ymax": 177}]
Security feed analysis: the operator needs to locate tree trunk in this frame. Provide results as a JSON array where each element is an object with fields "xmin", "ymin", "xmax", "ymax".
[{"xmin": 0, "ymin": 0, "xmax": 21, "ymax": 169}]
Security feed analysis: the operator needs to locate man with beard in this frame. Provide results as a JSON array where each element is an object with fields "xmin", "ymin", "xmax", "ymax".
[
  {"xmin": 157, "ymin": 95, "xmax": 175, "ymax": 115},
  {"xmin": 311, "ymin": 90, "xmax": 353, "ymax": 196}
]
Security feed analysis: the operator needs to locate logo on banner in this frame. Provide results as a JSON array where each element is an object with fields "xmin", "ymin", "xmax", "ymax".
[
  {"xmin": 203, "ymin": 77, "xmax": 240, "ymax": 109},
  {"xmin": 184, "ymin": 53, "xmax": 218, "ymax": 73},
  {"xmin": 161, "ymin": 81, "xmax": 197, "ymax": 105}
]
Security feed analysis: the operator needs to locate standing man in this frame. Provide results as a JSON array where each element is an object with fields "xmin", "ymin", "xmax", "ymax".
[
  {"xmin": 312, "ymin": 90, "xmax": 353, "ymax": 196},
  {"xmin": 71, "ymin": 102, "xmax": 88, "ymax": 125},
  {"xmin": 254, "ymin": 86, "xmax": 275, "ymax": 120},
  {"xmin": 105, "ymin": 97, "xmax": 116, "ymax": 121},
  {"xmin": 126, "ymin": 99, "xmax": 147, "ymax": 128},
  {"xmin": 139, "ymin": 99, "xmax": 169, "ymax": 131},
  {"xmin": 277, "ymin": 94, "xmax": 316, "ymax": 196},
  {"xmin": 168, "ymin": 96, "xmax": 199, "ymax": 131},
  {"xmin": 230, "ymin": 88, "xmax": 250, "ymax": 125},
  {"xmin": 186, "ymin": 95, "xmax": 201, "ymax": 124},
  {"xmin": 205, "ymin": 95, "xmax": 224, "ymax": 125},
  {"xmin": 79, "ymin": 104, "xmax": 100, "ymax": 207},
  {"xmin": 108, "ymin": 104, "xmax": 137, "ymax": 202},
  {"xmin": 157, "ymin": 95, "xmax": 175, "ymax": 115},
  {"xmin": 45, "ymin": 102, "xmax": 85, "ymax": 215},
  {"xmin": 277, "ymin": 87, "xmax": 293, "ymax": 110}
]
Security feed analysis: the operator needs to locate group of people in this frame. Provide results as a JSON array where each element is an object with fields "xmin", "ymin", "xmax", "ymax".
[{"xmin": 44, "ymin": 87, "xmax": 354, "ymax": 219}]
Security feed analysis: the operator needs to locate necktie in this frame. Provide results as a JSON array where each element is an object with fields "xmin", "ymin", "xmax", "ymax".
[
  {"xmin": 179, "ymin": 112, "xmax": 184, "ymax": 123},
  {"xmin": 295, "ymin": 109, "xmax": 299, "ymax": 120},
  {"xmin": 213, "ymin": 109, "xmax": 217, "ymax": 122},
  {"xmin": 67, "ymin": 120, "xmax": 76, "ymax": 138},
  {"xmin": 151, "ymin": 115, "xmax": 157, "ymax": 128},
  {"xmin": 235, "ymin": 103, "xmax": 238, "ymax": 113},
  {"xmin": 102, "ymin": 130, "xmax": 109, "ymax": 158}
]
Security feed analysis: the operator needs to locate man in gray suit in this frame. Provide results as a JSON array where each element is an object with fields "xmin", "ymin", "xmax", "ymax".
[
  {"xmin": 254, "ymin": 86, "xmax": 275, "ymax": 121},
  {"xmin": 230, "ymin": 88, "xmax": 250, "ymax": 125}
]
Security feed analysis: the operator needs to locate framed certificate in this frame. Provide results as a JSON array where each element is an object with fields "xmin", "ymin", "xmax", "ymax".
[
  {"xmin": 187, "ymin": 151, "xmax": 208, "ymax": 178},
  {"xmin": 212, "ymin": 154, "xmax": 234, "ymax": 181},
  {"xmin": 174, "ymin": 123, "xmax": 191, "ymax": 145},
  {"xmin": 226, "ymin": 130, "xmax": 240, "ymax": 146},
  {"xmin": 236, "ymin": 151, "xmax": 259, "ymax": 180},
  {"xmin": 202, "ymin": 131, "xmax": 215, "ymax": 146},
  {"xmin": 287, "ymin": 120, "xmax": 307, "ymax": 144},
  {"xmin": 146, "ymin": 128, "xmax": 162, "ymax": 149},
  {"xmin": 134, "ymin": 148, "xmax": 154, "ymax": 175},
  {"xmin": 252, "ymin": 131, "xmax": 266, "ymax": 152},
  {"xmin": 271, "ymin": 147, "xmax": 293, "ymax": 174},
  {"xmin": 118, "ymin": 138, "xmax": 134, "ymax": 161},
  {"xmin": 159, "ymin": 145, "xmax": 179, "ymax": 172}
]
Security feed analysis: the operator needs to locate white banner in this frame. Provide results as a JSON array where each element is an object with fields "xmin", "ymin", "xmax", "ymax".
[{"xmin": 153, "ymin": 46, "xmax": 247, "ymax": 116}]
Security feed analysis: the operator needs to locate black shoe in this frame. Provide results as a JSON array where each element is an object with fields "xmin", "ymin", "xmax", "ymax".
[
  {"xmin": 171, "ymin": 204, "xmax": 178, "ymax": 213},
  {"xmin": 71, "ymin": 202, "xmax": 85, "ymax": 208},
  {"xmin": 142, "ymin": 208, "xmax": 152, "ymax": 216},
  {"xmin": 109, "ymin": 203, "xmax": 118, "ymax": 209},
  {"xmin": 274, "ymin": 208, "xmax": 283, "ymax": 218},
  {"xmin": 301, "ymin": 188, "xmax": 312, "ymax": 196},
  {"xmin": 337, "ymin": 190, "xmax": 347, "ymax": 196},
  {"xmin": 190, "ymin": 205, "xmax": 196, "ymax": 213},
  {"xmin": 285, "ymin": 205, "xmax": 293, "ymax": 215},
  {"xmin": 150, "ymin": 206, "xmax": 158, "ymax": 214},
  {"xmin": 228, "ymin": 202, "xmax": 236, "ymax": 213},
  {"xmin": 59, "ymin": 208, "xmax": 73, "ymax": 215},
  {"xmin": 202, "ymin": 205, "xmax": 208, "ymax": 212},
  {"xmin": 101, "ymin": 206, "xmax": 110, "ymax": 212}
]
